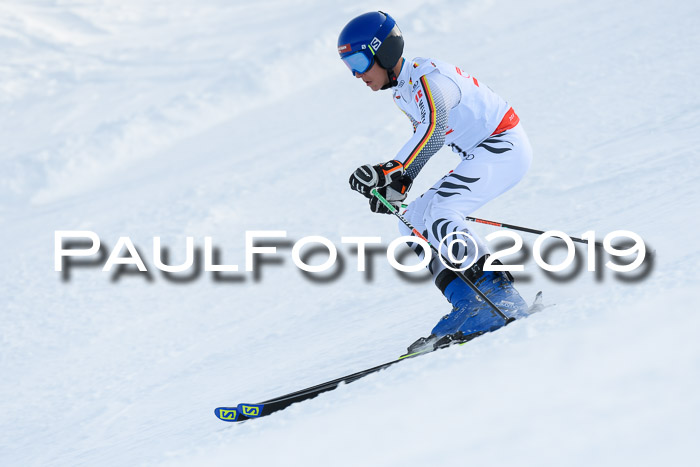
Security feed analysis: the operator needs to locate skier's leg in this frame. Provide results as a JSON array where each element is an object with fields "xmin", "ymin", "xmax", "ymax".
[
  {"xmin": 424, "ymin": 124, "xmax": 533, "ymax": 336},
  {"xmin": 399, "ymin": 175, "xmax": 501, "ymax": 338},
  {"xmin": 424, "ymin": 124, "xmax": 533, "ymax": 264}
]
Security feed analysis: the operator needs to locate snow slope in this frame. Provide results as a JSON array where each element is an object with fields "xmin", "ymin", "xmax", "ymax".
[{"xmin": 1, "ymin": 0, "xmax": 699, "ymax": 466}]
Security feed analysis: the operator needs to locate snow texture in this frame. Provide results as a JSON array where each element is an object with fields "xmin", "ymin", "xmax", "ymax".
[{"xmin": 1, "ymin": 0, "xmax": 699, "ymax": 466}]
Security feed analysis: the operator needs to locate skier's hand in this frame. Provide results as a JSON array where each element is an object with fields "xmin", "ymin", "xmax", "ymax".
[
  {"xmin": 349, "ymin": 160, "xmax": 407, "ymax": 197},
  {"xmin": 369, "ymin": 177, "xmax": 412, "ymax": 214}
]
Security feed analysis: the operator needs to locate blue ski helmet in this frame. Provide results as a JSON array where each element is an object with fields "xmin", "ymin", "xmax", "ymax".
[{"xmin": 337, "ymin": 11, "xmax": 404, "ymax": 82}]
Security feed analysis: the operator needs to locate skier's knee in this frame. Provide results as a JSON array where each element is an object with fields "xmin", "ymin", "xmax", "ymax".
[{"xmin": 423, "ymin": 202, "xmax": 460, "ymax": 234}]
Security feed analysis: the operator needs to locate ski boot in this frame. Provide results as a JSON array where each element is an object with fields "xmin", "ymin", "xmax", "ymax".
[
  {"xmin": 402, "ymin": 255, "xmax": 529, "ymax": 358},
  {"xmin": 432, "ymin": 254, "xmax": 529, "ymax": 338}
]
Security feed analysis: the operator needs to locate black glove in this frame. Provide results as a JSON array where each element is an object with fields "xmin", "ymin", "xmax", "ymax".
[
  {"xmin": 369, "ymin": 175, "xmax": 412, "ymax": 213},
  {"xmin": 349, "ymin": 160, "xmax": 405, "ymax": 197}
]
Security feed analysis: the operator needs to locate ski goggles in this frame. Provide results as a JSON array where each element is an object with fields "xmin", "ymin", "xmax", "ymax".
[{"xmin": 341, "ymin": 49, "xmax": 375, "ymax": 75}]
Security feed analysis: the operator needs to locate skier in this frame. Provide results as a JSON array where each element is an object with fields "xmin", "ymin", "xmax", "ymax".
[{"xmin": 338, "ymin": 11, "xmax": 534, "ymax": 353}]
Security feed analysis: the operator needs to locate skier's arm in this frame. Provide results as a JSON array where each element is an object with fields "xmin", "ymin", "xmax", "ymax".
[
  {"xmin": 397, "ymin": 73, "xmax": 458, "ymax": 180},
  {"xmin": 400, "ymin": 109, "xmax": 419, "ymax": 133}
]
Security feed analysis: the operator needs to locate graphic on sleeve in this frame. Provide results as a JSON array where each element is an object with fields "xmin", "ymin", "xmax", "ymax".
[
  {"xmin": 400, "ymin": 75, "xmax": 448, "ymax": 179},
  {"xmin": 403, "ymin": 77, "xmax": 437, "ymax": 169}
]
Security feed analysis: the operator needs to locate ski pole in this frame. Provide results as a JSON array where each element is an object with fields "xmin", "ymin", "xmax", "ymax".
[
  {"xmin": 399, "ymin": 204, "xmax": 604, "ymax": 248},
  {"xmin": 372, "ymin": 189, "xmax": 513, "ymax": 324},
  {"xmin": 465, "ymin": 216, "xmax": 605, "ymax": 248}
]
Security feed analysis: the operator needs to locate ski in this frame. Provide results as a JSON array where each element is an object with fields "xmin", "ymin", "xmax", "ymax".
[
  {"xmin": 214, "ymin": 347, "xmax": 433, "ymax": 422},
  {"xmin": 215, "ymin": 292, "xmax": 545, "ymax": 422}
]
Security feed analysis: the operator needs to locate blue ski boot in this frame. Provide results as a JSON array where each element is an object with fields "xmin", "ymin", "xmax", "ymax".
[
  {"xmin": 431, "ymin": 255, "xmax": 529, "ymax": 339},
  {"xmin": 402, "ymin": 256, "xmax": 530, "ymax": 357}
]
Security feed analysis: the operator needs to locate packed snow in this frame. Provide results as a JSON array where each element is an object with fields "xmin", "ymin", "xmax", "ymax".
[{"xmin": 1, "ymin": 0, "xmax": 698, "ymax": 466}]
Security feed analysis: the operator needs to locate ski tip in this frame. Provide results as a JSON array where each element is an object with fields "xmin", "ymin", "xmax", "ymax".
[
  {"xmin": 528, "ymin": 291, "xmax": 550, "ymax": 315},
  {"xmin": 237, "ymin": 403, "xmax": 264, "ymax": 418},
  {"xmin": 214, "ymin": 407, "xmax": 240, "ymax": 422}
]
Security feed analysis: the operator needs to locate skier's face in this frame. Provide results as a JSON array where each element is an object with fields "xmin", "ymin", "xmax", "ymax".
[{"xmin": 355, "ymin": 62, "xmax": 388, "ymax": 91}]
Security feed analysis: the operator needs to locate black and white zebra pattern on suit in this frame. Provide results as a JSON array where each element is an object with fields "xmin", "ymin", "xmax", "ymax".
[{"xmin": 434, "ymin": 172, "xmax": 480, "ymax": 199}]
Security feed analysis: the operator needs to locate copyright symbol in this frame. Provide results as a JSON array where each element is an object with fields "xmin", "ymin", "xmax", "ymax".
[{"xmin": 437, "ymin": 231, "xmax": 478, "ymax": 272}]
